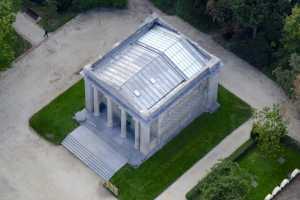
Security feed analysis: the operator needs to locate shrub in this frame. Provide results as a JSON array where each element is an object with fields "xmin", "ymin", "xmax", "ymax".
[
  {"xmin": 273, "ymin": 53, "xmax": 300, "ymax": 96},
  {"xmin": 151, "ymin": 0, "xmax": 177, "ymax": 14},
  {"xmin": 72, "ymin": 0, "xmax": 127, "ymax": 11},
  {"xmin": 186, "ymin": 160, "xmax": 253, "ymax": 200},
  {"xmin": 0, "ymin": 0, "xmax": 19, "ymax": 69},
  {"xmin": 55, "ymin": 0, "xmax": 73, "ymax": 13},
  {"xmin": 282, "ymin": 5, "xmax": 300, "ymax": 55},
  {"xmin": 252, "ymin": 105, "xmax": 288, "ymax": 158},
  {"xmin": 228, "ymin": 34, "xmax": 273, "ymax": 69},
  {"xmin": 175, "ymin": 0, "xmax": 217, "ymax": 32}
]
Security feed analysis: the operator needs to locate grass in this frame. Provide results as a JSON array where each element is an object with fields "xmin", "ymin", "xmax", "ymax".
[
  {"xmin": 22, "ymin": 0, "xmax": 77, "ymax": 32},
  {"xmin": 110, "ymin": 86, "xmax": 252, "ymax": 200},
  {"xmin": 238, "ymin": 143, "xmax": 300, "ymax": 200},
  {"xmin": 30, "ymin": 80, "xmax": 85, "ymax": 144},
  {"xmin": 187, "ymin": 139, "xmax": 300, "ymax": 200}
]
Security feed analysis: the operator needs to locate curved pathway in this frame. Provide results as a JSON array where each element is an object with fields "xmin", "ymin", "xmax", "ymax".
[{"xmin": 0, "ymin": 1, "xmax": 290, "ymax": 200}]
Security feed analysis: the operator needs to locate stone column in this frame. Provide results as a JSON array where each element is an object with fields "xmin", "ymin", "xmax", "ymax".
[
  {"xmin": 93, "ymin": 86, "xmax": 100, "ymax": 116},
  {"xmin": 140, "ymin": 123, "xmax": 151, "ymax": 155},
  {"xmin": 207, "ymin": 64, "xmax": 220, "ymax": 113},
  {"xmin": 120, "ymin": 109, "xmax": 127, "ymax": 138},
  {"xmin": 134, "ymin": 119, "xmax": 140, "ymax": 150},
  {"xmin": 107, "ymin": 96, "xmax": 113, "ymax": 128},
  {"xmin": 84, "ymin": 77, "xmax": 93, "ymax": 112}
]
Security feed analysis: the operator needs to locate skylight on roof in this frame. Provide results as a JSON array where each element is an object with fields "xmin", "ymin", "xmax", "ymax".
[
  {"xmin": 150, "ymin": 78, "xmax": 156, "ymax": 84},
  {"xmin": 134, "ymin": 90, "xmax": 141, "ymax": 97}
]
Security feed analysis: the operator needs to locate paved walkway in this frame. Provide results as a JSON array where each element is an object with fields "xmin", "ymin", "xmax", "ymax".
[
  {"xmin": 0, "ymin": 0, "xmax": 292, "ymax": 200},
  {"xmin": 13, "ymin": 12, "xmax": 45, "ymax": 46}
]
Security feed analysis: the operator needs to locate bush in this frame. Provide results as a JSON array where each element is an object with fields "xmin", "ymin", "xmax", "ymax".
[
  {"xmin": 228, "ymin": 34, "xmax": 273, "ymax": 69},
  {"xmin": 72, "ymin": 0, "xmax": 127, "ymax": 11},
  {"xmin": 176, "ymin": 0, "xmax": 217, "ymax": 32},
  {"xmin": 30, "ymin": 0, "xmax": 46, "ymax": 4},
  {"xmin": 151, "ymin": 0, "xmax": 177, "ymax": 14},
  {"xmin": 186, "ymin": 160, "xmax": 253, "ymax": 200},
  {"xmin": 273, "ymin": 53, "xmax": 300, "ymax": 96},
  {"xmin": 282, "ymin": 5, "xmax": 300, "ymax": 55},
  {"xmin": 252, "ymin": 105, "xmax": 288, "ymax": 158},
  {"xmin": 55, "ymin": 0, "xmax": 73, "ymax": 13},
  {"xmin": 0, "ymin": 0, "xmax": 19, "ymax": 69}
]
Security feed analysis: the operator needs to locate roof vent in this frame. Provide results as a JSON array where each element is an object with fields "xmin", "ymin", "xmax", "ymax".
[
  {"xmin": 134, "ymin": 90, "xmax": 141, "ymax": 97},
  {"xmin": 150, "ymin": 78, "xmax": 156, "ymax": 84}
]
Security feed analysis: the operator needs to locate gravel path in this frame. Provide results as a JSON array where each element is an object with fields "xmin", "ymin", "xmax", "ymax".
[{"xmin": 0, "ymin": 0, "xmax": 292, "ymax": 200}]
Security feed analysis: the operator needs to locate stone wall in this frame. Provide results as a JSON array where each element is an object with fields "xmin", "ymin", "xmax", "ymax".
[{"xmin": 158, "ymin": 76, "xmax": 210, "ymax": 143}]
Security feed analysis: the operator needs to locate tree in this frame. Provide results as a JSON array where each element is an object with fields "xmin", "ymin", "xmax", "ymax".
[
  {"xmin": 252, "ymin": 105, "xmax": 288, "ymax": 158},
  {"xmin": 187, "ymin": 160, "xmax": 253, "ymax": 200},
  {"xmin": 207, "ymin": 0, "xmax": 234, "ymax": 26},
  {"xmin": 282, "ymin": 5, "xmax": 300, "ymax": 55},
  {"xmin": 273, "ymin": 53, "xmax": 300, "ymax": 95},
  {"xmin": 208, "ymin": 0, "xmax": 290, "ymax": 40},
  {"xmin": 55, "ymin": 0, "xmax": 73, "ymax": 13},
  {"xmin": 0, "ymin": 0, "xmax": 18, "ymax": 69}
]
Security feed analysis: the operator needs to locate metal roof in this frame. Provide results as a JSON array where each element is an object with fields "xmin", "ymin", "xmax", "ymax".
[
  {"xmin": 90, "ymin": 19, "xmax": 216, "ymax": 115},
  {"xmin": 138, "ymin": 26, "xmax": 209, "ymax": 78}
]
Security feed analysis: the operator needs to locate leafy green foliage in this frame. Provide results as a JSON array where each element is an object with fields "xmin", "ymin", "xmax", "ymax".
[
  {"xmin": 152, "ymin": 0, "xmax": 218, "ymax": 32},
  {"xmin": 0, "ymin": 0, "xmax": 19, "ymax": 69},
  {"xmin": 252, "ymin": 105, "xmax": 288, "ymax": 158},
  {"xmin": 55, "ymin": 0, "xmax": 73, "ymax": 13},
  {"xmin": 273, "ymin": 53, "xmax": 300, "ymax": 95},
  {"xmin": 282, "ymin": 5, "xmax": 300, "ymax": 55},
  {"xmin": 186, "ymin": 160, "xmax": 253, "ymax": 200},
  {"xmin": 207, "ymin": 0, "xmax": 234, "ymax": 26},
  {"xmin": 228, "ymin": 34, "xmax": 273, "ymax": 69},
  {"xmin": 72, "ymin": 0, "xmax": 127, "ymax": 11},
  {"xmin": 151, "ymin": 0, "xmax": 177, "ymax": 14}
]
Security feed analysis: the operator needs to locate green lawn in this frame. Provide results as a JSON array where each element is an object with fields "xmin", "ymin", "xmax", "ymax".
[
  {"xmin": 187, "ymin": 139, "xmax": 300, "ymax": 200},
  {"xmin": 238, "ymin": 142, "xmax": 300, "ymax": 200},
  {"xmin": 110, "ymin": 86, "xmax": 252, "ymax": 200},
  {"xmin": 30, "ymin": 80, "xmax": 85, "ymax": 144}
]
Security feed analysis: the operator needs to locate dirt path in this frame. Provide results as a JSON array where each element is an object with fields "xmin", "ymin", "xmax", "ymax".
[{"xmin": 0, "ymin": 0, "xmax": 293, "ymax": 200}]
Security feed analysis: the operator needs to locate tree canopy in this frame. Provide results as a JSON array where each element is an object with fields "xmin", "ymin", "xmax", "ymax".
[
  {"xmin": 0, "ymin": 0, "xmax": 19, "ymax": 69},
  {"xmin": 283, "ymin": 5, "xmax": 300, "ymax": 55}
]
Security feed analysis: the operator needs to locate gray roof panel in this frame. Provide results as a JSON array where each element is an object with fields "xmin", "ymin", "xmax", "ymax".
[{"xmin": 91, "ymin": 22, "xmax": 214, "ymax": 114}]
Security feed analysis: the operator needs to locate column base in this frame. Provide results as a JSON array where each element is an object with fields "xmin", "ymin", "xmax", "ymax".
[{"xmin": 207, "ymin": 102, "xmax": 220, "ymax": 113}]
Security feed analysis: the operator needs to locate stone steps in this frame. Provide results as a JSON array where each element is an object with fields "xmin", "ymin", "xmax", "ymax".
[{"xmin": 62, "ymin": 134, "xmax": 114, "ymax": 180}]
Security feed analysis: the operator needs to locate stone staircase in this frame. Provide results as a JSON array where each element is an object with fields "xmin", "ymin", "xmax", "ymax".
[{"xmin": 62, "ymin": 126, "xmax": 127, "ymax": 181}]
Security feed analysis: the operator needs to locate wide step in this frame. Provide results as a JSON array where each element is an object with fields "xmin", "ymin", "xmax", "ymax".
[{"xmin": 62, "ymin": 126, "xmax": 127, "ymax": 180}]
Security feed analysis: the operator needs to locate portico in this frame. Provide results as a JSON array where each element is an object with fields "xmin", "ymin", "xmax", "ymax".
[{"xmin": 86, "ymin": 83, "xmax": 147, "ymax": 155}]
